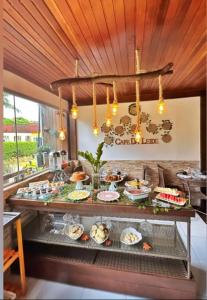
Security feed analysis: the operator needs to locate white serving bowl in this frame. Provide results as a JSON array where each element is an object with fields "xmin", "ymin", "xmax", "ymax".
[
  {"xmin": 90, "ymin": 222, "xmax": 110, "ymax": 244},
  {"xmin": 64, "ymin": 223, "xmax": 84, "ymax": 240},
  {"xmin": 124, "ymin": 189, "xmax": 149, "ymax": 201},
  {"xmin": 120, "ymin": 227, "xmax": 142, "ymax": 245}
]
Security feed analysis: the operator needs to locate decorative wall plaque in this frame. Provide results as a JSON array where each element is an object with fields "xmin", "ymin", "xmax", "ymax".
[{"xmin": 101, "ymin": 104, "xmax": 173, "ymax": 146}]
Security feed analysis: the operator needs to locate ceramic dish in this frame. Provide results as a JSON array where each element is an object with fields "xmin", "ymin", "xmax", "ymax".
[
  {"xmin": 156, "ymin": 193, "xmax": 187, "ymax": 206},
  {"xmin": 125, "ymin": 180, "xmax": 140, "ymax": 188},
  {"xmin": 64, "ymin": 223, "xmax": 84, "ymax": 240},
  {"xmin": 69, "ymin": 175, "xmax": 89, "ymax": 182},
  {"xmin": 90, "ymin": 222, "xmax": 110, "ymax": 244},
  {"xmin": 154, "ymin": 186, "xmax": 179, "ymax": 196},
  {"xmin": 124, "ymin": 189, "xmax": 149, "ymax": 201},
  {"xmin": 97, "ymin": 191, "xmax": 120, "ymax": 202},
  {"xmin": 176, "ymin": 173, "xmax": 192, "ymax": 179},
  {"xmin": 120, "ymin": 227, "xmax": 142, "ymax": 245},
  {"xmin": 67, "ymin": 190, "xmax": 90, "ymax": 201}
]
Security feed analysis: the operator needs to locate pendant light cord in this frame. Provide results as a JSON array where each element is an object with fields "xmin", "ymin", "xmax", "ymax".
[
  {"xmin": 135, "ymin": 49, "xmax": 141, "ymax": 130},
  {"xmin": 58, "ymin": 87, "xmax": 63, "ymax": 129},
  {"xmin": 92, "ymin": 82, "xmax": 97, "ymax": 127},
  {"xmin": 159, "ymin": 75, "xmax": 163, "ymax": 100},
  {"xmin": 106, "ymin": 86, "xmax": 110, "ymax": 118}
]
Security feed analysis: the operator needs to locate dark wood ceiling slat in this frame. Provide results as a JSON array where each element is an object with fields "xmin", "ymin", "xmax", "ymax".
[
  {"xmin": 3, "ymin": 0, "xmax": 206, "ymax": 103},
  {"xmin": 30, "ymin": 0, "xmax": 93, "ymax": 76}
]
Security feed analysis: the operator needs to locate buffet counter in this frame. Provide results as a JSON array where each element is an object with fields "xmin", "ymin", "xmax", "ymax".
[{"xmin": 8, "ymin": 182, "xmax": 196, "ymax": 299}]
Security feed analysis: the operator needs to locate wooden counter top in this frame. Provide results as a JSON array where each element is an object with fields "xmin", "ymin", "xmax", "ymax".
[{"xmin": 8, "ymin": 195, "xmax": 195, "ymax": 221}]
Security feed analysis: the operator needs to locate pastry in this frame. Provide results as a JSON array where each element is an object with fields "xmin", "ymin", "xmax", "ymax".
[
  {"xmin": 90, "ymin": 223, "xmax": 109, "ymax": 244},
  {"xmin": 71, "ymin": 171, "xmax": 86, "ymax": 181},
  {"xmin": 105, "ymin": 175, "xmax": 120, "ymax": 182},
  {"xmin": 81, "ymin": 233, "xmax": 90, "ymax": 241},
  {"xmin": 143, "ymin": 242, "xmax": 152, "ymax": 251},
  {"xmin": 67, "ymin": 224, "xmax": 83, "ymax": 240},
  {"xmin": 123, "ymin": 232, "xmax": 138, "ymax": 244},
  {"xmin": 104, "ymin": 239, "xmax": 113, "ymax": 247}
]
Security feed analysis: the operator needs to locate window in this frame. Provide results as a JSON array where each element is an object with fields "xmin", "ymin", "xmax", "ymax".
[
  {"xmin": 3, "ymin": 92, "xmax": 68, "ymax": 186},
  {"xmin": 25, "ymin": 136, "xmax": 31, "ymax": 141},
  {"xmin": 4, "ymin": 136, "xmax": 9, "ymax": 142}
]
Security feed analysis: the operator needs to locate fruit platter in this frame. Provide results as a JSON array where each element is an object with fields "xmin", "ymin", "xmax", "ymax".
[
  {"xmin": 153, "ymin": 187, "xmax": 179, "ymax": 196},
  {"xmin": 155, "ymin": 193, "xmax": 187, "ymax": 206},
  {"xmin": 125, "ymin": 179, "xmax": 149, "ymax": 188},
  {"xmin": 67, "ymin": 190, "xmax": 90, "ymax": 201}
]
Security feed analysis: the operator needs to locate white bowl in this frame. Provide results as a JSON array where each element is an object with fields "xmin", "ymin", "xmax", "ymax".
[
  {"xmin": 64, "ymin": 223, "xmax": 84, "ymax": 240},
  {"xmin": 90, "ymin": 222, "xmax": 110, "ymax": 244},
  {"xmin": 120, "ymin": 227, "xmax": 142, "ymax": 245},
  {"xmin": 124, "ymin": 189, "xmax": 149, "ymax": 201}
]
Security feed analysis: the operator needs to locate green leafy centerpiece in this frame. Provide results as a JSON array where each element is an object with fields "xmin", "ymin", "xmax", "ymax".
[{"xmin": 78, "ymin": 142, "xmax": 107, "ymax": 189}]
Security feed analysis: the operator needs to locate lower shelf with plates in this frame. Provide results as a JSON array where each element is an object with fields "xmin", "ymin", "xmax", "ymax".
[{"xmin": 23, "ymin": 215, "xmax": 187, "ymax": 261}]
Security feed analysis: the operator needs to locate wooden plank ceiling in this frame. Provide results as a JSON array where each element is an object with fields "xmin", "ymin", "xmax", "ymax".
[{"xmin": 3, "ymin": 0, "xmax": 206, "ymax": 105}]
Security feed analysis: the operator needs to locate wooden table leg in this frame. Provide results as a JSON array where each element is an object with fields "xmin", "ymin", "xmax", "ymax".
[{"xmin": 16, "ymin": 219, "xmax": 26, "ymax": 295}]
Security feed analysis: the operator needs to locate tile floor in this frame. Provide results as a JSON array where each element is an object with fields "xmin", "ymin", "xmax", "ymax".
[{"xmin": 16, "ymin": 214, "xmax": 206, "ymax": 299}]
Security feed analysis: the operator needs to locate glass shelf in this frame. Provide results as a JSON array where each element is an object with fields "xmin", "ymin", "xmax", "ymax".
[{"xmin": 23, "ymin": 215, "xmax": 187, "ymax": 261}]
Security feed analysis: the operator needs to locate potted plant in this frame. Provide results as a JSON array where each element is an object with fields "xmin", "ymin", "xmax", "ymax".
[{"xmin": 78, "ymin": 142, "xmax": 107, "ymax": 189}]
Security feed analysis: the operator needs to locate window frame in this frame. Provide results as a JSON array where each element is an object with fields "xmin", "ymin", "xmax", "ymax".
[{"xmin": 3, "ymin": 89, "xmax": 68, "ymax": 187}]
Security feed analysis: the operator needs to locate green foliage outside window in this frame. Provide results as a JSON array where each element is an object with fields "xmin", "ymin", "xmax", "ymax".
[
  {"xmin": 3, "ymin": 142, "xmax": 37, "ymax": 160},
  {"xmin": 3, "ymin": 117, "xmax": 32, "ymax": 125}
]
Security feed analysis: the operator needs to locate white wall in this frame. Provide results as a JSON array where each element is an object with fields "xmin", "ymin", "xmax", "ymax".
[{"xmin": 77, "ymin": 97, "xmax": 200, "ymax": 161}]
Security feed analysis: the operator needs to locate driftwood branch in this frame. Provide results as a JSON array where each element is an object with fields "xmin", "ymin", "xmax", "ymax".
[{"xmin": 50, "ymin": 63, "xmax": 173, "ymax": 90}]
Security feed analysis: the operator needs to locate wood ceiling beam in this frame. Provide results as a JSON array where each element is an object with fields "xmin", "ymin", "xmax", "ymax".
[{"xmin": 50, "ymin": 63, "xmax": 173, "ymax": 90}]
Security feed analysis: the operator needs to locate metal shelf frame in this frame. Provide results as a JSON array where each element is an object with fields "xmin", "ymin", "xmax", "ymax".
[{"xmin": 23, "ymin": 214, "xmax": 191, "ymax": 279}]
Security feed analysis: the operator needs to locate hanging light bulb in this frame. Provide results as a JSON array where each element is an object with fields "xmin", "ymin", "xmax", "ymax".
[
  {"xmin": 106, "ymin": 118, "xmax": 111, "ymax": 127},
  {"xmin": 157, "ymin": 75, "xmax": 166, "ymax": 114},
  {"xmin": 93, "ymin": 125, "xmax": 99, "ymax": 136},
  {"xmin": 135, "ymin": 129, "xmax": 142, "ymax": 143},
  {"xmin": 112, "ymin": 102, "xmax": 118, "ymax": 116},
  {"xmin": 71, "ymin": 85, "xmax": 79, "ymax": 119},
  {"xmin": 58, "ymin": 87, "xmax": 66, "ymax": 141},
  {"xmin": 158, "ymin": 98, "xmax": 166, "ymax": 114},
  {"xmin": 70, "ymin": 60, "xmax": 79, "ymax": 119},
  {"xmin": 59, "ymin": 129, "xmax": 66, "ymax": 141},
  {"xmin": 105, "ymin": 86, "xmax": 112, "ymax": 127},
  {"xmin": 92, "ymin": 82, "xmax": 99, "ymax": 136},
  {"xmin": 112, "ymin": 81, "xmax": 118, "ymax": 116},
  {"xmin": 71, "ymin": 103, "xmax": 78, "ymax": 119}
]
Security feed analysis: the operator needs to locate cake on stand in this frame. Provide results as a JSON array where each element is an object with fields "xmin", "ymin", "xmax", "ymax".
[
  {"xmin": 104, "ymin": 176, "xmax": 124, "ymax": 191},
  {"xmin": 70, "ymin": 172, "xmax": 89, "ymax": 190}
]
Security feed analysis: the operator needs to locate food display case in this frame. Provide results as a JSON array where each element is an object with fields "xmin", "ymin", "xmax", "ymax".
[{"xmin": 8, "ymin": 182, "xmax": 196, "ymax": 299}]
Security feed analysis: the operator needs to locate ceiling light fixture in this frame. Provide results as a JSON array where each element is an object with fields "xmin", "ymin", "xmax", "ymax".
[
  {"xmin": 158, "ymin": 75, "xmax": 166, "ymax": 114},
  {"xmin": 92, "ymin": 82, "xmax": 99, "ymax": 136},
  {"xmin": 105, "ymin": 86, "xmax": 112, "ymax": 127},
  {"xmin": 58, "ymin": 87, "xmax": 66, "ymax": 141},
  {"xmin": 112, "ymin": 81, "xmax": 118, "ymax": 116},
  {"xmin": 71, "ymin": 60, "xmax": 79, "ymax": 119},
  {"xmin": 135, "ymin": 49, "xmax": 142, "ymax": 143}
]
